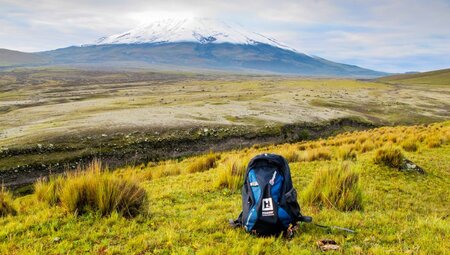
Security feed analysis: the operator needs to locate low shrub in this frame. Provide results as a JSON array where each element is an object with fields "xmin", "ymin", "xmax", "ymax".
[
  {"xmin": 302, "ymin": 162, "xmax": 363, "ymax": 211},
  {"xmin": 373, "ymin": 146, "xmax": 404, "ymax": 168},
  {"xmin": 215, "ymin": 156, "xmax": 248, "ymax": 191},
  {"xmin": 0, "ymin": 187, "xmax": 16, "ymax": 217},
  {"xmin": 187, "ymin": 152, "xmax": 219, "ymax": 173},
  {"xmin": 34, "ymin": 160, "xmax": 147, "ymax": 217}
]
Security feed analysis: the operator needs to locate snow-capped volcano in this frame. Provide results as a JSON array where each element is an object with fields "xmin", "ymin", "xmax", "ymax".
[
  {"xmin": 38, "ymin": 18, "xmax": 387, "ymax": 78},
  {"xmin": 95, "ymin": 17, "xmax": 297, "ymax": 52}
]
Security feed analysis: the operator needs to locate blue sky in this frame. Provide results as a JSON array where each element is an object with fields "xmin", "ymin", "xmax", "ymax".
[{"xmin": 1, "ymin": 0, "xmax": 449, "ymax": 73}]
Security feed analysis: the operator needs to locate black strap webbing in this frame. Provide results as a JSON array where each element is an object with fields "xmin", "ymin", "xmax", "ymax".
[{"xmin": 314, "ymin": 223, "xmax": 356, "ymax": 234}]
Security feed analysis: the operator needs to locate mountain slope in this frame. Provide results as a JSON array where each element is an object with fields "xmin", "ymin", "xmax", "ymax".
[
  {"xmin": 0, "ymin": 49, "xmax": 49, "ymax": 67},
  {"xmin": 40, "ymin": 42, "xmax": 386, "ymax": 77},
  {"xmin": 378, "ymin": 68, "xmax": 450, "ymax": 85},
  {"xmin": 1, "ymin": 17, "xmax": 386, "ymax": 77}
]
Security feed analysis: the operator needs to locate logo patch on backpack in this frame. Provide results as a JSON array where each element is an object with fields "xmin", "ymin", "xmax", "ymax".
[{"xmin": 262, "ymin": 198, "xmax": 274, "ymax": 216}]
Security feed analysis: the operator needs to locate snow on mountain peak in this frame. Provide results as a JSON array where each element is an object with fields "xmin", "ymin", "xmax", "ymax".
[{"xmin": 95, "ymin": 17, "xmax": 297, "ymax": 52}]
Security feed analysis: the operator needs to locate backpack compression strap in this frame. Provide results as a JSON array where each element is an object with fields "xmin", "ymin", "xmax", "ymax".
[{"xmin": 229, "ymin": 212, "xmax": 243, "ymax": 228}]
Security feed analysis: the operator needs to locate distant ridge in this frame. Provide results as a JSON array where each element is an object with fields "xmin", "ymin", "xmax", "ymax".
[
  {"xmin": 378, "ymin": 68, "xmax": 450, "ymax": 85},
  {"xmin": 0, "ymin": 48, "xmax": 49, "ymax": 67}
]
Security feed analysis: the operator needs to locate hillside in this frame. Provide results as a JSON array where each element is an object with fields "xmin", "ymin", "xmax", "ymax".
[
  {"xmin": 39, "ymin": 42, "xmax": 386, "ymax": 77},
  {"xmin": 1, "ymin": 121, "xmax": 449, "ymax": 254},
  {"xmin": 378, "ymin": 68, "xmax": 450, "ymax": 86},
  {"xmin": 0, "ymin": 49, "xmax": 48, "ymax": 67}
]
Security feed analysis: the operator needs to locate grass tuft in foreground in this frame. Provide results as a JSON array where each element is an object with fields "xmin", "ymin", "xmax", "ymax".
[
  {"xmin": 35, "ymin": 175, "xmax": 64, "ymax": 205},
  {"xmin": 34, "ymin": 160, "xmax": 147, "ymax": 217},
  {"xmin": 302, "ymin": 162, "xmax": 363, "ymax": 211},
  {"xmin": 0, "ymin": 187, "xmax": 16, "ymax": 217}
]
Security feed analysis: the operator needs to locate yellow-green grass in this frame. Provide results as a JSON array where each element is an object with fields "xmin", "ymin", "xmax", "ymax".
[
  {"xmin": 0, "ymin": 187, "xmax": 16, "ymax": 217},
  {"xmin": 373, "ymin": 146, "xmax": 405, "ymax": 169},
  {"xmin": 34, "ymin": 160, "xmax": 147, "ymax": 217},
  {"xmin": 302, "ymin": 162, "xmax": 362, "ymax": 211},
  {"xmin": 214, "ymin": 155, "xmax": 249, "ymax": 191},
  {"xmin": 0, "ymin": 121, "xmax": 449, "ymax": 254}
]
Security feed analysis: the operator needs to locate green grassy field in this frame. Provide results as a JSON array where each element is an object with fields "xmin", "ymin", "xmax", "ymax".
[{"xmin": 1, "ymin": 121, "xmax": 449, "ymax": 254}]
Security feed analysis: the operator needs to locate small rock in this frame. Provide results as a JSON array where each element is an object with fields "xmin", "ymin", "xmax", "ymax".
[
  {"xmin": 401, "ymin": 158, "xmax": 425, "ymax": 174},
  {"xmin": 53, "ymin": 237, "xmax": 61, "ymax": 243},
  {"xmin": 101, "ymin": 134, "xmax": 107, "ymax": 137}
]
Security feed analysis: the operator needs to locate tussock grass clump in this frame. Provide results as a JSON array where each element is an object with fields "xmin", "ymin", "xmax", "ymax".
[
  {"xmin": 215, "ymin": 156, "xmax": 249, "ymax": 191},
  {"xmin": 34, "ymin": 160, "xmax": 147, "ymax": 217},
  {"xmin": 426, "ymin": 137, "xmax": 442, "ymax": 148},
  {"xmin": 0, "ymin": 187, "xmax": 16, "ymax": 217},
  {"xmin": 148, "ymin": 160, "xmax": 182, "ymax": 179},
  {"xmin": 373, "ymin": 146, "xmax": 404, "ymax": 168},
  {"xmin": 298, "ymin": 143, "xmax": 308, "ymax": 150},
  {"xmin": 359, "ymin": 139, "xmax": 376, "ymax": 153},
  {"xmin": 300, "ymin": 147, "xmax": 332, "ymax": 162},
  {"xmin": 336, "ymin": 145, "xmax": 357, "ymax": 160},
  {"xmin": 280, "ymin": 146, "xmax": 301, "ymax": 162},
  {"xmin": 187, "ymin": 152, "xmax": 219, "ymax": 173},
  {"xmin": 35, "ymin": 176, "xmax": 64, "ymax": 205},
  {"xmin": 401, "ymin": 138, "xmax": 418, "ymax": 152},
  {"xmin": 302, "ymin": 162, "xmax": 362, "ymax": 211}
]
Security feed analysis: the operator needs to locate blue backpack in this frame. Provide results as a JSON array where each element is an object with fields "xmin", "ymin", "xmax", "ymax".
[{"xmin": 230, "ymin": 153, "xmax": 311, "ymax": 236}]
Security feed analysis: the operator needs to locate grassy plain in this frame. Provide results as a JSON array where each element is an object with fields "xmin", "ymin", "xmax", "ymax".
[
  {"xmin": 1, "ymin": 68, "xmax": 449, "ymax": 149},
  {"xmin": 1, "ymin": 121, "xmax": 449, "ymax": 254},
  {"xmin": 1, "ymin": 68, "xmax": 449, "ymax": 182}
]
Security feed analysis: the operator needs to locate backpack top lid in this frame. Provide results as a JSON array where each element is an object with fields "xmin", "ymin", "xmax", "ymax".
[{"xmin": 245, "ymin": 153, "xmax": 295, "ymax": 193}]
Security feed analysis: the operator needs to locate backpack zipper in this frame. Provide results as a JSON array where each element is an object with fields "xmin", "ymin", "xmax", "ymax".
[{"xmin": 269, "ymin": 171, "xmax": 277, "ymax": 185}]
